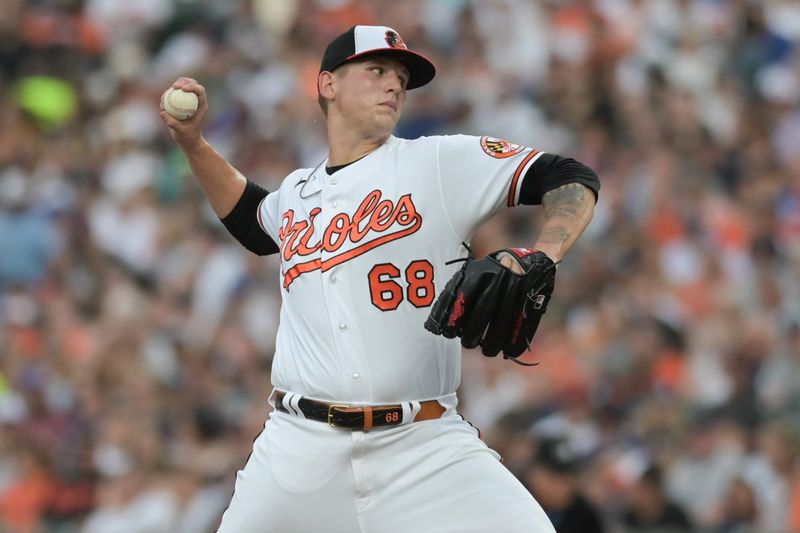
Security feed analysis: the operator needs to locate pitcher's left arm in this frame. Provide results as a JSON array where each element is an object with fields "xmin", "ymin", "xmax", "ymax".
[{"xmin": 534, "ymin": 181, "xmax": 595, "ymax": 262}]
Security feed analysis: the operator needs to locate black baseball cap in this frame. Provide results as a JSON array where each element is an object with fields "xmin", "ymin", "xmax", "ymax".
[
  {"xmin": 535, "ymin": 438, "xmax": 578, "ymax": 474},
  {"xmin": 319, "ymin": 25, "xmax": 436, "ymax": 90}
]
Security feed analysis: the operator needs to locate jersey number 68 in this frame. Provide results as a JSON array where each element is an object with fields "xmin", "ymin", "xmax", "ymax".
[{"xmin": 368, "ymin": 260, "xmax": 435, "ymax": 311}]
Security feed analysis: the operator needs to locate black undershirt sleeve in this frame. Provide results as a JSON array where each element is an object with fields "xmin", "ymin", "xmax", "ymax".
[
  {"xmin": 220, "ymin": 180, "xmax": 280, "ymax": 256},
  {"xmin": 518, "ymin": 153, "xmax": 600, "ymax": 206}
]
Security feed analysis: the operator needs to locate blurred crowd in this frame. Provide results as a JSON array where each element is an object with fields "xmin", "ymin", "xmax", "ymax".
[{"xmin": 1, "ymin": 0, "xmax": 799, "ymax": 531}]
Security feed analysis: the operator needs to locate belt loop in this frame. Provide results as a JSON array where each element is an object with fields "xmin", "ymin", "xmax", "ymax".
[
  {"xmin": 289, "ymin": 393, "xmax": 305, "ymax": 419},
  {"xmin": 363, "ymin": 406, "xmax": 373, "ymax": 432},
  {"xmin": 282, "ymin": 392, "xmax": 298, "ymax": 416},
  {"xmin": 280, "ymin": 392, "xmax": 290, "ymax": 414},
  {"xmin": 400, "ymin": 402, "xmax": 411, "ymax": 424},
  {"xmin": 409, "ymin": 401, "xmax": 421, "ymax": 423},
  {"xmin": 400, "ymin": 401, "xmax": 421, "ymax": 425}
]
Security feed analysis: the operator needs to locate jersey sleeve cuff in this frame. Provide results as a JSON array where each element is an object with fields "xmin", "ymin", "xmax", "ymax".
[{"xmin": 507, "ymin": 149, "xmax": 545, "ymax": 207}]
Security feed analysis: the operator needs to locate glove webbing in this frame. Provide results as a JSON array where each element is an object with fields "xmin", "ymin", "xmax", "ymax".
[{"xmin": 507, "ymin": 257, "xmax": 559, "ymax": 366}]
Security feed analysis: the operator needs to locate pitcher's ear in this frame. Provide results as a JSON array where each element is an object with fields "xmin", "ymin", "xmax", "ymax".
[{"xmin": 318, "ymin": 71, "xmax": 335, "ymax": 100}]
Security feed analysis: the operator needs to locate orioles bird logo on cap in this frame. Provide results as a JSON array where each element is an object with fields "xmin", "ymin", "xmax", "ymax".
[{"xmin": 385, "ymin": 30, "xmax": 407, "ymax": 50}]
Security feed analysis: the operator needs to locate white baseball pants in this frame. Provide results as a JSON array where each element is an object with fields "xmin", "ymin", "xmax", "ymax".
[{"xmin": 216, "ymin": 399, "xmax": 555, "ymax": 533}]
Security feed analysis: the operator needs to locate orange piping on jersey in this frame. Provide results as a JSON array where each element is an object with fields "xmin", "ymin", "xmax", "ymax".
[{"xmin": 507, "ymin": 150, "xmax": 539, "ymax": 207}]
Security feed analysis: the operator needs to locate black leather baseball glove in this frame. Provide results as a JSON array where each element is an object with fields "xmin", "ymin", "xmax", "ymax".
[{"xmin": 424, "ymin": 248, "xmax": 557, "ymax": 363}]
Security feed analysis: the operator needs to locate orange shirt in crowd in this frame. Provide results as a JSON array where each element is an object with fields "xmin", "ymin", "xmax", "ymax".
[{"xmin": 0, "ymin": 472, "xmax": 56, "ymax": 532}]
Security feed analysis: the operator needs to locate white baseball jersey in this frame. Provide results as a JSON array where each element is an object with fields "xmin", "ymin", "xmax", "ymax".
[{"xmin": 257, "ymin": 134, "xmax": 544, "ymax": 403}]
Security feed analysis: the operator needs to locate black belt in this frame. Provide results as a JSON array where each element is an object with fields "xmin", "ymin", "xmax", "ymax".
[{"xmin": 273, "ymin": 391, "xmax": 446, "ymax": 432}]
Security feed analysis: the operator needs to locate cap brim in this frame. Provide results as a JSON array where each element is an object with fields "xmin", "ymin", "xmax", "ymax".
[{"xmin": 344, "ymin": 49, "xmax": 436, "ymax": 90}]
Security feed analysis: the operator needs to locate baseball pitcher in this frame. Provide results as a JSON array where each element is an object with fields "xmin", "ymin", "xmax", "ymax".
[{"xmin": 160, "ymin": 25, "xmax": 599, "ymax": 533}]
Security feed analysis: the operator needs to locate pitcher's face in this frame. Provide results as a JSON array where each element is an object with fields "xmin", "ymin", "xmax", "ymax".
[{"xmin": 328, "ymin": 56, "xmax": 410, "ymax": 138}]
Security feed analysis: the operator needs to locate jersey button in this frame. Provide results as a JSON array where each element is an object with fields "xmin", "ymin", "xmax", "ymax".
[
  {"xmin": 339, "ymin": 323, "xmax": 347, "ymax": 331},
  {"xmin": 330, "ymin": 275, "xmax": 337, "ymax": 283},
  {"xmin": 330, "ymin": 179, "xmax": 337, "ymax": 186},
  {"xmin": 330, "ymin": 201, "xmax": 337, "ymax": 209},
  {"xmin": 352, "ymin": 372, "xmax": 360, "ymax": 380}
]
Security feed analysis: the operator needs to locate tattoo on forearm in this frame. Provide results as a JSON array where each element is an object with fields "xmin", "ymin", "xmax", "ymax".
[
  {"xmin": 542, "ymin": 183, "xmax": 588, "ymax": 218},
  {"xmin": 540, "ymin": 183, "xmax": 592, "ymax": 245},
  {"xmin": 539, "ymin": 225, "xmax": 572, "ymax": 245}
]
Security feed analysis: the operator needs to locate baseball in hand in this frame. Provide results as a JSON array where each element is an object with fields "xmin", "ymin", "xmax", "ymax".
[{"xmin": 163, "ymin": 88, "xmax": 199, "ymax": 120}]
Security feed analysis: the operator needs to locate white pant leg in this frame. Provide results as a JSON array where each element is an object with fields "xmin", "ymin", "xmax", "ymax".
[
  {"xmin": 354, "ymin": 414, "xmax": 555, "ymax": 533},
  {"xmin": 216, "ymin": 411, "xmax": 362, "ymax": 533},
  {"xmin": 217, "ymin": 408, "xmax": 553, "ymax": 533}
]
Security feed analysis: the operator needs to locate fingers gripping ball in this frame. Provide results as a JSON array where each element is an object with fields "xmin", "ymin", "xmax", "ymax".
[
  {"xmin": 163, "ymin": 88, "xmax": 199, "ymax": 120},
  {"xmin": 424, "ymin": 248, "xmax": 557, "ymax": 362}
]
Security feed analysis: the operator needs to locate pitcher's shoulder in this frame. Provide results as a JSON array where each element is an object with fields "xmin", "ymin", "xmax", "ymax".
[{"xmin": 388, "ymin": 134, "xmax": 449, "ymax": 154}]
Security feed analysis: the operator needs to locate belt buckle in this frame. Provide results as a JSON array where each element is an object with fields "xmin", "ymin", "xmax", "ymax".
[{"xmin": 327, "ymin": 404, "xmax": 352, "ymax": 429}]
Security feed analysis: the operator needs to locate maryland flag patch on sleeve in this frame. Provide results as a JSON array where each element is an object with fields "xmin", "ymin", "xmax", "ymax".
[{"xmin": 480, "ymin": 136, "xmax": 525, "ymax": 159}]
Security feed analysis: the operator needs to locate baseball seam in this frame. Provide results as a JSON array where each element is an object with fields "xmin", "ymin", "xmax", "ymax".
[{"xmin": 166, "ymin": 90, "xmax": 197, "ymax": 113}]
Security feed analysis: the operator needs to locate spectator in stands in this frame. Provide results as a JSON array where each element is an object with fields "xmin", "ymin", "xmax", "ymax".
[
  {"xmin": 621, "ymin": 465, "xmax": 692, "ymax": 532},
  {"xmin": 525, "ymin": 438, "xmax": 604, "ymax": 533}
]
